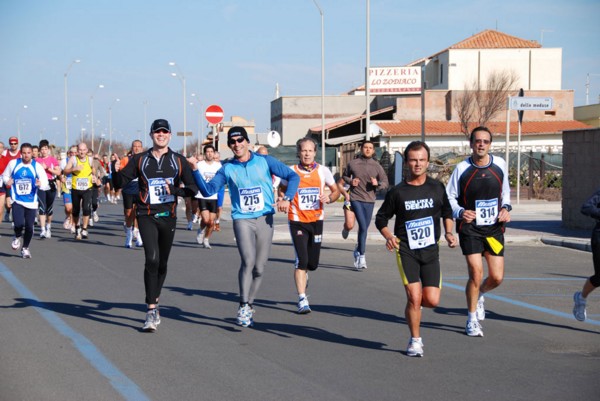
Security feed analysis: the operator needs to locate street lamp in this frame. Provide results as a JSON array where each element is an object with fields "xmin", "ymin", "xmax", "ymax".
[
  {"xmin": 169, "ymin": 62, "xmax": 187, "ymax": 156},
  {"xmin": 17, "ymin": 105, "xmax": 28, "ymax": 143},
  {"xmin": 312, "ymin": 0, "xmax": 326, "ymax": 166},
  {"xmin": 108, "ymin": 98, "xmax": 120, "ymax": 154},
  {"xmin": 143, "ymin": 100, "xmax": 148, "ymax": 148},
  {"xmin": 191, "ymin": 92, "xmax": 204, "ymax": 156},
  {"xmin": 64, "ymin": 59, "xmax": 81, "ymax": 151},
  {"xmin": 89, "ymin": 84, "xmax": 104, "ymax": 151}
]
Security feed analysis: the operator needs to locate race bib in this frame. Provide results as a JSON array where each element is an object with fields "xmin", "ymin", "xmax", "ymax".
[
  {"xmin": 76, "ymin": 177, "xmax": 89, "ymax": 190},
  {"xmin": 405, "ymin": 216, "xmax": 435, "ymax": 250},
  {"xmin": 475, "ymin": 199, "xmax": 498, "ymax": 226},
  {"xmin": 239, "ymin": 186, "xmax": 264, "ymax": 213},
  {"xmin": 298, "ymin": 187, "xmax": 320, "ymax": 210},
  {"xmin": 149, "ymin": 178, "xmax": 174, "ymax": 204},
  {"xmin": 15, "ymin": 178, "xmax": 33, "ymax": 196},
  {"xmin": 0, "ymin": 176, "xmax": 3, "ymax": 187}
]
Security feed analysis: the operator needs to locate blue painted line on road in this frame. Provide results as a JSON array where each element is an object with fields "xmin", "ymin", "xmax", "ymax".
[
  {"xmin": 443, "ymin": 281, "xmax": 600, "ymax": 326},
  {"xmin": 0, "ymin": 262, "xmax": 150, "ymax": 401}
]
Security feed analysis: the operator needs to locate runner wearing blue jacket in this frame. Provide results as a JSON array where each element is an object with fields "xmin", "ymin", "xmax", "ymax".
[{"xmin": 191, "ymin": 126, "xmax": 300, "ymax": 327}]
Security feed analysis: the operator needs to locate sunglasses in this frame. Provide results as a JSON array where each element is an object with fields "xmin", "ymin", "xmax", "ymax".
[
  {"xmin": 9, "ymin": 142, "xmax": 18, "ymax": 145},
  {"xmin": 474, "ymin": 139, "xmax": 491, "ymax": 145},
  {"xmin": 228, "ymin": 137, "xmax": 245, "ymax": 145},
  {"xmin": 153, "ymin": 129, "xmax": 170, "ymax": 134}
]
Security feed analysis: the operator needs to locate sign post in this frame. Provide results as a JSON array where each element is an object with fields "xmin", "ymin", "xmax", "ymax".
[
  {"xmin": 509, "ymin": 94, "xmax": 553, "ymax": 204},
  {"xmin": 205, "ymin": 104, "xmax": 224, "ymax": 150}
]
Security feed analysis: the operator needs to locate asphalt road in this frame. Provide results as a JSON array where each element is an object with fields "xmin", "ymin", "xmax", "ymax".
[{"xmin": 0, "ymin": 201, "xmax": 598, "ymax": 401}]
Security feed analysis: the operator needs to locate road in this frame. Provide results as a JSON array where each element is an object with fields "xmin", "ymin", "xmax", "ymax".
[{"xmin": 0, "ymin": 202, "xmax": 598, "ymax": 400}]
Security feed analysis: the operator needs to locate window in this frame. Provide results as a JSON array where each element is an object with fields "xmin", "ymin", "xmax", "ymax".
[{"xmin": 440, "ymin": 64, "xmax": 444, "ymax": 85}]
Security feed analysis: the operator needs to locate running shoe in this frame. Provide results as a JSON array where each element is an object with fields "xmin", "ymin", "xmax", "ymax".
[
  {"xmin": 406, "ymin": 338, "xmax": 424, "ymax": 357},
  {"xmin": 142, "ymin": 309, "xmax": 158, "ymax": 332},
  {"xmin": 154, "ymin": 306, "xmax": 161, "ymax": 326},
  {"xmin": 203, "ymin": 238, "xmax": 211, "ymax": 249},
  {"xmin": 21, "ymin": 248, "xmax": 32, "ymax": 259},
  {"xmin": 341, "ymin": 228, "xmax": 349, "ymax": 239},
  {"xmin": 81, "ymin": 229, "xmax": 88, "ymax": 239},
  {"xmin": 196, "ymin": 228, "xmax": 205, "ymax": 245},
  {"xmin": 75, "ymin": 227, "xmax": 82, "ymax": 240},
  {"xmin": 358, "ymin": 255, "xmax": 368, "ymax": 269},
  {"xmin": 476, "ymin": 295, "xmax": 486, "ymax": 321},
  {"xmin": 192, "ymin": 215, "xmax": 199, "ymax": 224},
  {"xmin": 45, "ymin": 225, "xmax": 52, "ymax": 238},
  {"xmin": 71, "ymin": 225, "xmax": 77, "ymax": 234},
  {"xmin": 11, "ymin": 236, "xmax": 21, "ymax": 250},
  {"xmin": 186, "ymin": 221, "xmax": 193, "ymax": 230},
  {"xmin": 573, "ymin": 291, "xmax": 587, "ymax": 322},
  {"xmin": 297, "ymin": 297, "xmax": 311, "ymax": 314},
  {"xmin": 236, "ymin": 304, "xmax": 254, "ymax": 327},
  {"xmin": 63, "ymin": 218, "xmax": 71, "ymax": 230},
  {"xmin": 135, "ymin": 234, "xmax": 144, "ymax": 248},
  {"xmin": 40, "ymin": 228, "xmax": 47, "ymax": 239},
  {"xmin": 125, "ymin": 228, "xmax": 133, "ymax": 248},
  {"xmin": 93, "ymin": 211, "xmax": 99, "ymax": 223},
  {"xmin": 88, "ymin": 218, "xmax": 94, "ymax": 227},
  {"xmin": 465, "ymin": 320, "xmax": 484, "ymax": 337}
]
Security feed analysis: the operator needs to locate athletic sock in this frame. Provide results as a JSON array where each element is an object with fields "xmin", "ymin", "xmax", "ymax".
[
  {"xmin": 468, "ymin": 311, "xmax": 477, "ymax": 321},
  {"xmin": 298, "ymin": 293, "xmax": 306, "ymax": 300}
]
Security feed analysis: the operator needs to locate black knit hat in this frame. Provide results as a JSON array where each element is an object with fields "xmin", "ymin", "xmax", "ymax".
[{"xmin": 227, "ymin": 126, "xmax": 249, "ymax": 143}]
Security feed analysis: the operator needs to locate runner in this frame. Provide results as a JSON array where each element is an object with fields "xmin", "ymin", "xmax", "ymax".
[
  {"xmin": 36, "ymin": 139, "xmax": 61, "ymax": 238},
  {"xmin": 342, "ymin": 141, "xmax": 389, "ymax": 270},
  {"xmin": 194, "ymin": 144, "xmax": 222, "ymax": 249},
  {"xmin": 446, "ymin": 126, "xmax": 511, "ymax": 337},
  {"xmin": 375, "ymin": 141, "xmax": 457, "ymax": 357},
  {"xmin": 2, "ymin": 142, "xmax": 48, "ymax": 258},
  {"xmin": 337, "ymin": 177, "xmax": 355, "ymax": 239},
  {"xmin": 573, "ymin": 187, "xmax": 600, "ymax": 321},
  {"xmin": 120, "ymin": 140, "xmax": 144, "ymax": 248},
  {"xmin": 62, "ymin": 142, "xmax": 96, "ymax": 240},
  {"xmin": 190, "ymin": 126, "xmax": 300, "ymax": 328},
  {"xmin": 1, "ymin": 136, "xmax": 22, "ymax": 222},
  {"xmin": 59, "ymin": 146, "xmax": 77, "ymax": 232},
  {"xmin": 281, "ymin": 137, "xmax": 339, "ymax": 314},
  {"xmin": 113, "ymin": 119, "xmax": 198, "ymax": 332}
]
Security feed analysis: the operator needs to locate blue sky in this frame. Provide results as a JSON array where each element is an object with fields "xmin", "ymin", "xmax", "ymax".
[{"xmin": 1, "ymin": 0, "xmax": 599, "ymax": 152}]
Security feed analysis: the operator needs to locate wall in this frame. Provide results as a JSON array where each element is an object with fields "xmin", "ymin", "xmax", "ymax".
[
  {"xmin": 562, "ymin": 128, "xmax": 600, "ymax": 229},
  {"xmin": 574, "ymin": 104, "xmax": 600, "ymax": 128}
]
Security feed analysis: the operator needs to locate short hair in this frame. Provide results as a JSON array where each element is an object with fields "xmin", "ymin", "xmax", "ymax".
[
  {"xmin": 296, "ymin": 137, "xmax": 318, "ymax": 156},
  {"xmin": 361, "ymin": 140, "xmax": 375, "ymax": 149},
  {"xmin": 20, "ymin": 142, "xmax": 33, "ymax": 151},
  {"xmin": 39, "ymin": 139, "xmax": 50, "ymax": 149},
  {"xmin": 404, "ymin": 141, "xmax": 430, "ymax": 162},
  {"xmin": 469, "ymin": 126, "xmax": 493, "ymax": 144},
  {"xmin": 203, "ymin": 144, "xmax": 215, "ymax": 154}
]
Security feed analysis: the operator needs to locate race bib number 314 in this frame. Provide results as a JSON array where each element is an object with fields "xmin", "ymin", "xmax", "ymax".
[{"xmin": 475, "ymin": 199, "xmax": 498, "ymax": 226}]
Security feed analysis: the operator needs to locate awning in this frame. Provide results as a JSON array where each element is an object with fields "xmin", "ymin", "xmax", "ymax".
[
  {"xmin": 325, "ymin": 133, "xmax": 366, "ymax": 146},
  {"xmin": 309, "ymin": 106, "xmax": 395, "ymax": 134}
]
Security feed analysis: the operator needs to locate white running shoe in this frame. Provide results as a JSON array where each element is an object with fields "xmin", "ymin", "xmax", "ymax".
[
  {"xmin": 406, "ymin": 338, "xmax": 424, "ymax": 357},
  {"xmin": 81, "ymin": 229, "xmax": 88, "ymax": 239},
  {"xmin": 75, "ymin": 227, "xmax": 82, "ymax": 240},
  {"xmin": 45, "ymin": 225, "xmax": 51, "ymax": 238},
  {"xmin": 476, "ymin": 295, "xmax": 485, "ymax": 321},
  {"xmin": 192, "ymin": 215, "xmax": 199, "ymax": 224},
  {"xmin": 89, "ymin": 218, "xmax": 94, "ymax": 227},
  {"xmin": 63, "ymin": 218, "xmax": 71, "ymax": 230},
  {"xmin": 125, "ymin": 228, "xmax": 133, "ymax": 248},
  {"xmin": 135, "ymin": 235, "xmax": 143, "ymax": 247},
  {"xmin": 236, "ymin": 304, "xmax": 254, "ymax": 327},
  {"xmin": 71, "ymin": 225, "xmax": 77, "ymax": 234},
  {"xmin": 11, "ymin": 237, "xmax": 22, "ymax": 250},
  {"xmin": 21, "ymin": 247, "xmax": 32, "ymax": 259},
  {"xmin": 142, "ymin": 309, "xmax": 158, "ymax": 332},
  {"xmin": 358, "ymin": 255, "xmax": 367, "ymax": 269},
  {"xmin": 196, "ymin": 228, "xmax": 205, "ymax": 245},
  {"xmin": 573, "ymin": 291, "xmax": 587, "ymax": 322},
  {"xmin": 203, "ymin": 238, "xmax": 211, "ymax": 249},
  {"xmin": 297, "ymin": 297, "xmax": 311, "ymax": 314},
  {"xmin": 40, "ymin": 228, "xmax": 47, "ymax": 239},
  {"xmin": 93, "ymin": 211, "xmax": 99, "ymax": 223},
  {"xmin": 466, "ymin": 320, "xmax": 484, "ymax": 337}
]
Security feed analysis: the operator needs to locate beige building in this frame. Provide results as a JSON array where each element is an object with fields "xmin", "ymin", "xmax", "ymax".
[{"xmin": 574, "ymin": 104, "xmax": 600, "ymax": 128}]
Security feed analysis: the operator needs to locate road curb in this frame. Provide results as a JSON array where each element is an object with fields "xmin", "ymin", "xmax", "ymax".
[{"xmin": 541, "ymin": 236, "xmax": 592, "ymax": 252}]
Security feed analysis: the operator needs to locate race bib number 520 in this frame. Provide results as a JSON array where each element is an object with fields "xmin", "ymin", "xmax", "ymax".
[{"xmin": 405, "ymin": 216, "xmax": 435, "ymax": 250}]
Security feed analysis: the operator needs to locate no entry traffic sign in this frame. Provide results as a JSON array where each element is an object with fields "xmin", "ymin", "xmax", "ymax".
[{"xmin": 205, "ymin": 104, "xmax": 224, "ymax": 125}]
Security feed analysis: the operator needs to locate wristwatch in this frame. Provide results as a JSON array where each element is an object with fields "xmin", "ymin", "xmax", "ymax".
[
  {"xmin": 282, "ymin": 195, "xmax": 292, "ymax": 202},
  {"xmin": 502, "ymin": 204, "xmax": 512, "ymax": 212}
]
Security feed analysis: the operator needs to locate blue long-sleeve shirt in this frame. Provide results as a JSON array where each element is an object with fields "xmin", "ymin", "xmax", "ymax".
[
  {"xmin": 193, "ymin": 152, "xmax": 300, "ymax": 220},
  {"xmin": 581, "ymin": 187, "xmax": 600, "ymax": 222}
]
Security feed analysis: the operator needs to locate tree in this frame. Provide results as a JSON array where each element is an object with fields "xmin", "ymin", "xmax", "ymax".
[{"xmin": 453, "ymin": 70, "xmax": 519, "ymax": 139}]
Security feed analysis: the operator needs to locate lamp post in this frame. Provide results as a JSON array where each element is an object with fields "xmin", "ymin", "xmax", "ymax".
[
  {"xmin": 17, "ymin": 105, "xmax": 28, "ymax": 143},
  {"xmin": 108, "ymin": 98, "xmax": 120, "ymax": 154},
  {"xmin": 191, "ymin": 93, "xmax": 203, "ymax": 156},
  {"xmin": 143, "ymin": 100, "xmax": 148, "ymax": 148},
  {"xmin": 90, "ymin": 84, "xmax": 104, "ymax": 151},
  {"xmin": 312, "ymin": 0, "xmax": 326, "ymax": 166},
  {"xmin": 169, "ymin": 62, "xmax": 187, "ymax": 156},
  {"xmin": 64, "ymin": 59, "xmax": 81, "ymax": 151}
]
